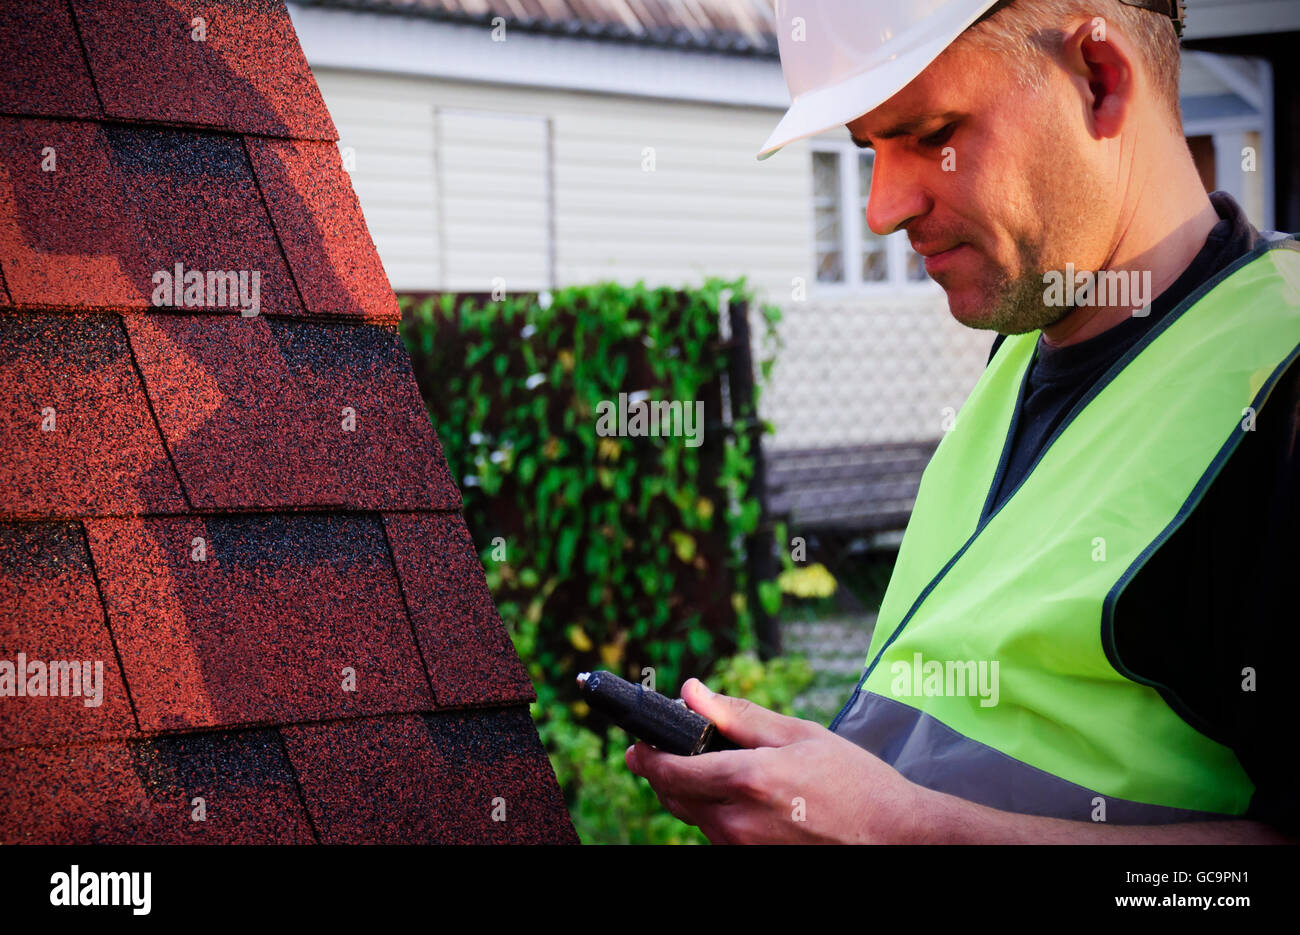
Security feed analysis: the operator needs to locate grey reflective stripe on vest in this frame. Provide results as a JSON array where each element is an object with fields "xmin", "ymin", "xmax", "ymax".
[{"xmin": 834, "ymin": 690, "xmax": 1233, "ymax": 824}]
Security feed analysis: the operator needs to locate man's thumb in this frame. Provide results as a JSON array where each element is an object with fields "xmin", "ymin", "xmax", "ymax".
[{"xmin": 681, "ymin": 678, "xmax": 811, "ymax": 749}]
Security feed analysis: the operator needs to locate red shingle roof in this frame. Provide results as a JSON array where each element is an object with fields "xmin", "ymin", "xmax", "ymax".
[{"xmin": 0, "ymin": 0, "xmax": 574, "ymax": 844}]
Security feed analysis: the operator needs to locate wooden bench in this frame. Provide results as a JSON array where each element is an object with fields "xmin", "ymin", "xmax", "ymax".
[{"xmin": 764, "ymin": 440, "xmax": 940, "ymax": 534}]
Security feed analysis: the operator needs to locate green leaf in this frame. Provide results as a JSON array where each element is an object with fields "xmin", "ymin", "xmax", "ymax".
[
  {"xmin": 686, "ymin": 627, "xmax": 711, "ymax": 655},
  {"xmin": 669, "ymin": 530, "xmax": 696, "ymax": 564},
  {"xmin": 555, "ymin": 526, "xmax": 579, "ymax": 575}
]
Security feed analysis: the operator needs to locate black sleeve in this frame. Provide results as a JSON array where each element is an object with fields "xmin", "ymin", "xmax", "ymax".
[
  {"xmin": 1112, "ymin": 353, "xmax": 1300, "ymax": 835},
  {"xmin": 1233, "ymin": 355, "xmax": 1300, "ymax": 834}
]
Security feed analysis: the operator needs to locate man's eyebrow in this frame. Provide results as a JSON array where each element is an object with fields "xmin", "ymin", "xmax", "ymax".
[{"xmin": 850, "ymin": 113, "xmax": 960, "ymax": 149}]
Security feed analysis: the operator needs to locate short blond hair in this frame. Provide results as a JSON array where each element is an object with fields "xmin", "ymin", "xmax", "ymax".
[{"xmin": 959, "ymin": 0, "xmax": 1182, "ymax": 128}]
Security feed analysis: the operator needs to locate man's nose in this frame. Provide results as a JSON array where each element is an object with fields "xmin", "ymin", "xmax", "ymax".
[{"xmin": 863, "ymin": 151, "xmax": 927, "ymax": 238}]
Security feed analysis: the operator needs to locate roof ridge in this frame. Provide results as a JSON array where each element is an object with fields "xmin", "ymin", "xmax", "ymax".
[{"xmin": 295, "ymin": 0, "xmax": 782, "ymax": 56}]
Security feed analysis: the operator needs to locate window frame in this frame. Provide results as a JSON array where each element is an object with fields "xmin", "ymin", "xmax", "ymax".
[{"xmin": 810, "ymin": 139, "xmax": 940, "ymax": 298}]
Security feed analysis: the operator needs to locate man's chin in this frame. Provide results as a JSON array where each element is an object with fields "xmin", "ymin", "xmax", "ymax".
[
  {"xmin": 942, "ymin": 288, "xmax": 1004, "ymax": 333},
  {"xmin": 941, "ymin": 273, "xmax": 1060, "ymax": 335}
]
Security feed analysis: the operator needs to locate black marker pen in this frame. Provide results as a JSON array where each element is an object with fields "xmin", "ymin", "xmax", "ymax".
[{"xmin": 576, "ymin": 670, "xmax": 741, "ymax": 755}]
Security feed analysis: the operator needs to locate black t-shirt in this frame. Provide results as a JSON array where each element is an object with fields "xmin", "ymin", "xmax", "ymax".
[{"xmin": 984, "ymin": 191, "xmax": 1298, "ymax": 833}]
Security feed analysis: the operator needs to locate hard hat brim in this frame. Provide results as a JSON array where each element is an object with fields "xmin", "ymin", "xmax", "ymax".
[{"xmin": 756, "ymin": 9, "xmax": 991, "ymax": 161}]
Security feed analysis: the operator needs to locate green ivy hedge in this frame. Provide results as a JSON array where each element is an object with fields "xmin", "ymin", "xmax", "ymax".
[{"xmin": 399, "ymin": 277, "xmax": 780, "ymax": 705}]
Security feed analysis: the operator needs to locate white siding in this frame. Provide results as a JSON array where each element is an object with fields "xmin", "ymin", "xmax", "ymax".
[
  {"xmin": 437, "ymin": 109, "xmax": 551, "ymax": 291},
  {"xmin": 1180, "ymin": 52, "xmax": 1275, "ymax": 230},
  {"xmin": 311, "ymin": 67, "xmax": 811, "ymax": 298}
]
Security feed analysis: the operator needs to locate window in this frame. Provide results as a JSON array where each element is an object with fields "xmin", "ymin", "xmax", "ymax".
[
  {"xmin": 813, "ymin": 150, "xmax": 843, "ymax": 282},
  {"xmin": 813, "ymin": 144, "xmax": 932, "ymax": 291}
]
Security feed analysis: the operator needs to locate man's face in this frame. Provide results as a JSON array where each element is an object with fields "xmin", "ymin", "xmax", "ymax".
[{"xmin": 846, "ymin": 37, "xmax": 1116, "ymax": 334}]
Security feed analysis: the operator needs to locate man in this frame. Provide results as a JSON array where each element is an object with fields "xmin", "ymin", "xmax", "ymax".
[{"xmin": 626, "ymin": 0, "xmax": 1298, "ymax": 843}]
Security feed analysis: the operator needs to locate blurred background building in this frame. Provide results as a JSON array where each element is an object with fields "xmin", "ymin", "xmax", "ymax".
[{"xmin": 288, "ymin": 0, "xmax": 1291, "ymax": 551}]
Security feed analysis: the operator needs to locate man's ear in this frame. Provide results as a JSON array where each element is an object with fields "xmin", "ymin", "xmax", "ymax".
[{"xmin": 1062, "ymin": 17, "xmax": 1137, "ymax": 139}]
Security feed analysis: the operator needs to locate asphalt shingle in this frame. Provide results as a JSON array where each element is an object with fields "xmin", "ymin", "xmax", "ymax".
[
  {"xmin": 0, "ymin": 118, "xmax": 148, "ymax": 309},
  {"xmin": 123, "ymin": 313, "xmax": 335, "ymax": 510},
  {"xmin": 0, "ymin": 522, "xmax": 136, "ymax": 749},
  {"xmin": 107, "ymin": 126, "xmax": 303, "ymax": 317},
  {"xmin": 270, "ymin": 320, "xmax": 460, "ymax": 510},
  {"xmin": 385, "ymin": 511, "xmax": 534, "ymax": 706},
  {"xmin": 0, "ymin": 730, "xmax": 316, "ymax": 844},
  {"xmin": 0, "ymin": 313, "xmax": 188, "ymax": 517},
  {"xmin": 124, "ymin": 314, "xmax": 460, "ymax": 510},
  {"xmin": 85, "ymin": 514, "xmax": 434, "ymax": 732},
  {"xmin": 71, "ymin": 0, "xmax": 336, "ymax": 140},
  {"xmin": 281, "ymin": 710, "xmax": 577, "ymax": 844},
  {"xmin": 247, "ymin": 137, "xmax": 400, "ymax": 322},
  {"xmin": 0, "ymin": 1, "xmax": 101, "ymax": 120}
]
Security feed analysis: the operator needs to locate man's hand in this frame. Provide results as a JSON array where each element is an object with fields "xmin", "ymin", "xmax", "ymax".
[
  {"xmin": 624, "ymin": 678, "xmax": 923, "ymax": 844},
  {"xmin": 626, "ymin": 680, "xmax": 1298, "ymax": 844}
]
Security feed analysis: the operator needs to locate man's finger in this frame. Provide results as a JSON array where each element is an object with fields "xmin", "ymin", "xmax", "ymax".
[
  {"xmin": 626, "ymin": 740, "xmax": 742, "ymax": 802},
  {"xmin": 680, "ymin": 678, "xmax": 816, "ymax": 748}
]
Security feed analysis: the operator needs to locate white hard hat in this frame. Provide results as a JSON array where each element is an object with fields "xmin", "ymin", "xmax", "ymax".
[{"xmin": 757, "ymin": 0, "xmax": 1003, "ymax": 161}]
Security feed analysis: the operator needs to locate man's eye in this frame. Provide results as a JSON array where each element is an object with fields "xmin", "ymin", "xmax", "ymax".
[{"xmin": 920, "ymin": 123, "xmax": 956, "ymax": 147}]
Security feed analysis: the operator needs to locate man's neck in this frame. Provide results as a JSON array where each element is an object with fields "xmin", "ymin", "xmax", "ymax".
[{"xmin": 1041, "ymin": 154, "xmax": 1219, "ymax": 349}]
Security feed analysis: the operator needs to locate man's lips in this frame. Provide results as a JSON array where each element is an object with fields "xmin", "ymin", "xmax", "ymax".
[{"xmin": 917, "ymin": 242, "xmax": 970, "ymax": 274}]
